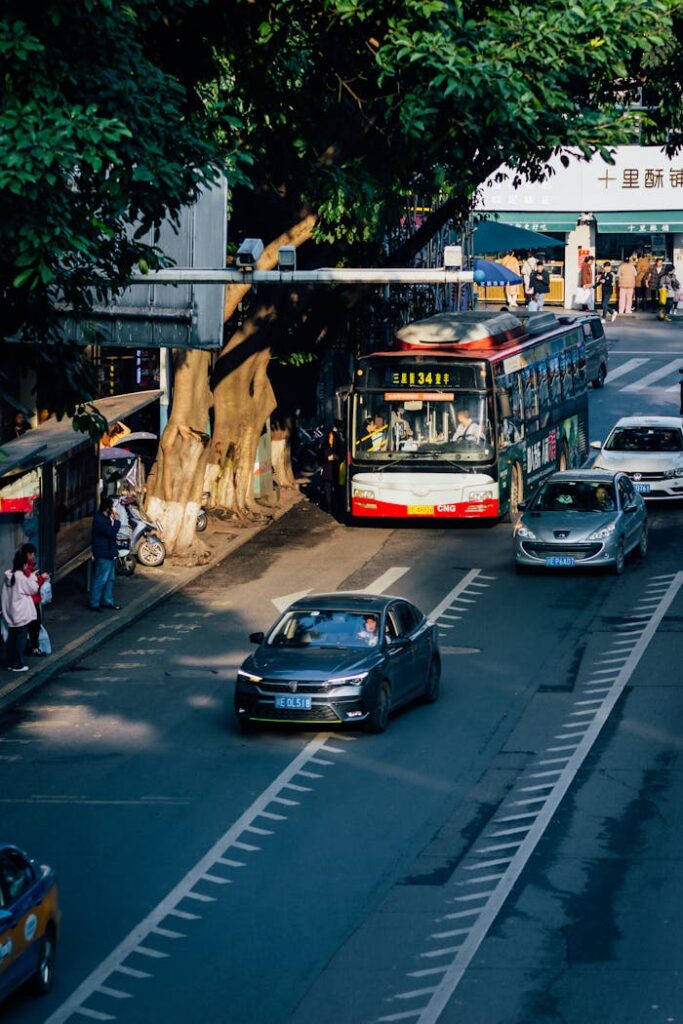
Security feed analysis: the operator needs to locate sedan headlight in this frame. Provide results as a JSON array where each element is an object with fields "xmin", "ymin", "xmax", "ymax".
[
  {"xmin": 664, "ymin": 469, "xmax": 675, "ymax": 479},
  {"xmin": 589, "ymin": 522, "xmax": 617, "ymax": 541},
  {"xmin": 514, "ymin": 522, "xmax": 536, "ymax": 540},
  {"xmin": 675, "ymin": 467, "xmax": 683, "ymax": 478},
  {"xmin": 467, "ymin": 488, "xmax": 493, "ymax": 501},
  {"xmin": 328, "ymin": 672, "xmax": 368, "ymax": 687},
  {"xmin": 237, "ymin": 669, "xmax": 263, "ymax": 683},
  {"xmin": 353, "ymin": 489, "xmax": 375, "ymax": 499}
]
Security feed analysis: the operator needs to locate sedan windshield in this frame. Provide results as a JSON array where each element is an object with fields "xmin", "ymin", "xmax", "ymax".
[
  {"xmin": 605, "ymin": 426, "xmax": 683, "ymax": 452},
  {"xmin": 531, "ymin": 480, "xmax": 617, "ymax": 513},
  {"xmin": 353, "ymin": 393, "xmax": 493, "ymax": 461},
  {"xmin": 268, "ymin": 610, "xmax": 382, "ymax": 649}
]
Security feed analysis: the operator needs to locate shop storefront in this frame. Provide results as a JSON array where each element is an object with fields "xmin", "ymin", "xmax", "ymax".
[{"xmin": 476, "ymin": 146, "xmax": 683, "ymax": 307}]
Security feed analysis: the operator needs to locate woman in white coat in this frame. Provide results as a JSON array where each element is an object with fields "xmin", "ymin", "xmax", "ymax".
[{"xmin": 2, "ymin": 550, "xmax": 38, "ymax": 672}]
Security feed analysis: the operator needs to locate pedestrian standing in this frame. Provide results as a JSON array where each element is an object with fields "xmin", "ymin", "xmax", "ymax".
[
  {"xmin": 657, "ymin": 264, "xmax": 680, "ymax": 321},
  {"xmin": 597, "ymin": 262, "xmax": 617, "ymax": 321},
  {"xmin": 319, "ymin": 428, "xmax": 344, "ymax": 515},
  {"xmin": 520, "ymin": 252, "xmax": 537, "ymax": 306},
  {"xmin": 617, "ymin": 256, "xmax": 637, "ymax": 315},
  {"xmin": 579, "ymin": 255, "xmax": 594, "ymax": 310},
  {"xmin": 19, "ymin": 543, "xmax": 49, "ymax": 656},
  {"xmin": 500, "ymin": 250, "xmax": 521, "ymax": 307},
  {"xmin": 1, "ymin": 550, "xmax": 38, "ymax": 672},
  {"xmin": 635, "ymin": 252, "xmax": 650, "ymax": 310},
  {"xmin": 89, "ymin": 497, "xmax": 122, "ymax": 612},
  {"xmin": 529, "ymin": 260, "xmax": 550, "ymax": 310}
]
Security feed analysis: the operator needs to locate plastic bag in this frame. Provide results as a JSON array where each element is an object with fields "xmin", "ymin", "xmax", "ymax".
[
  {"xmin": 573, "ymin": 287, "xmax": 590, "ymax": 307},
  {"xmin": 40, "ymin": 579, "xmax": 53, "ymax": 605},
  {"xmin": 527, "ymin": 299, "xmax": 540, "ymax": 312},
  {"xmin": 38, "ymin": 624, "xmax": 51, "ymax": 655},
  {"xmin": 0, "ymin": 616, "xmax": 7, "ymax": 645}
]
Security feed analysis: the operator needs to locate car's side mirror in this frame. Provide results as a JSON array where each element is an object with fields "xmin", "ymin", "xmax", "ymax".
[
  {"xmin": 517, "ymin": 501, "xmax": 527, "ymax": 512},
  {"xmin": 249, "ymin": 631, "xmax": 265, "ymax": 644},
  {"xmin": 589, "ymin": 440, "xmax": 602, "ymax": 450},
  {"xmin": 387, "ymin": 635, "xmax": 410, "ymax": 648}
]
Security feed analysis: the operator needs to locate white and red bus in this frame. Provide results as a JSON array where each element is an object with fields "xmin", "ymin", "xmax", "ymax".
[{"xmin": 342, "ymin": 310, "xmax": 590, "ymax": 521}]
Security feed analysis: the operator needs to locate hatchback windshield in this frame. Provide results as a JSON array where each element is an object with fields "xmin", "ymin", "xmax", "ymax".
[
  {"xmin": 605, "ymin": 426, "xmax": 683, "ymax": 452},
  {"xmin": 353, "ymin": 393, "xmax": 493, "ymax": 461},
  {"xmin": 531, "ymin": 479, "xmax": 617, "ymax": 513},
  {"xmin": 268, "ymin": 610, "xmax": 381, "ymax": 649}
]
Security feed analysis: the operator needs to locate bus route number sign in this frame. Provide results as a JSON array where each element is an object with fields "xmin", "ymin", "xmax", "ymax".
[{"xmin": 390, "ymin": 369, "xmax": 451, "ymax": 387}]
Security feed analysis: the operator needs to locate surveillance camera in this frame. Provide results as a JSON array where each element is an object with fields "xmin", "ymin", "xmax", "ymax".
[
  {"xmin": 278, "ymin": 245, "xmax": 297, "ymax": 272},
  {"xmin": 235, "ymin": 238, "xmax": 265, "ymax": 270},
  {"xmin": 443, "ymin": 244, "xmax": 462, "ymax": 269}
]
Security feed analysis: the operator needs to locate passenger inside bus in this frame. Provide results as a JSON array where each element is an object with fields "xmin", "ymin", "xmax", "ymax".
[{"xmin": 354, "ymin": 396, "xmax": 492, "ymax": 459}]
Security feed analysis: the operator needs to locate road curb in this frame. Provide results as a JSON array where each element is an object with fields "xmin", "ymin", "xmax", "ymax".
[{"xmin": 0, "ymin": 492, "xmax": 303, "ymax": 715}]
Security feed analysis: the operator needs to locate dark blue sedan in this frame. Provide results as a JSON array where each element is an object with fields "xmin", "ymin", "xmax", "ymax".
[{"xmin": 235, "ymin": 593, "xmax": 441, "ymax": 732}]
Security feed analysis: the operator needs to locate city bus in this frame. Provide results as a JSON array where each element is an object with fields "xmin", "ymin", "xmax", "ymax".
[{"xmin": 341, "ymin": 310, "xmax": 590, "ymax": 521}]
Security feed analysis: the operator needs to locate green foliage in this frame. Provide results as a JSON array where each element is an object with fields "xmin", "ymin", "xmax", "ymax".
[{"xmin": 0, "ymin": 1, "xmax": 246, "ymax": 413}]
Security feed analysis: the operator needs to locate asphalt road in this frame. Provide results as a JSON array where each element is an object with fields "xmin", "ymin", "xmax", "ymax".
[{"xmin": 2, "ymin": 322, "xmax": 682, "ymax": 1024}]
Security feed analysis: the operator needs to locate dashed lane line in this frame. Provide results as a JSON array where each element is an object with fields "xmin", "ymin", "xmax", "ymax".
[{"xmin": 376, "ymin": 571, "xmax": 683, "ymax": 1024}]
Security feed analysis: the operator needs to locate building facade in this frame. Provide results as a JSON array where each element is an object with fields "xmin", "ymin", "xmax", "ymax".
[{"xmin": 477, "ymin": 146, "xmax": 683, "ymax": 305}]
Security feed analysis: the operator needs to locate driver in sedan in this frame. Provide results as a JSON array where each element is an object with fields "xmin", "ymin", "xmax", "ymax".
[{"xmin": 357, "ymin": 615, "xmax": 379, "ymax": 646}]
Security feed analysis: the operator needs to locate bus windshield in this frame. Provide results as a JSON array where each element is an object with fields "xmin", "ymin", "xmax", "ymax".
[{"xmin": 353, "ymin": 392, "xmax": 494, "ymax": 461}]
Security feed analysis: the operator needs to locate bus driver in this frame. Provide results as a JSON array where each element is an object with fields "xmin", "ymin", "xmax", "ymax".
[{"xmin": 452, "ymin": 408, "xmax": 481, "ymax": 442}]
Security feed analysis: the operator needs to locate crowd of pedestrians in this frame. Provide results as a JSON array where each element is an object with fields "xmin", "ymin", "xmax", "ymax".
[{"xmin": 580, "ymin": 251, "xmax": 680, "ymax": 322}]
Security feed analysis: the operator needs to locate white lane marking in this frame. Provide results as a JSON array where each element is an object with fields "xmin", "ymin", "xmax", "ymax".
[
  {"xmin": 73, "ymin": 1009, "xmax": 115, "ymax": 1022},
  {"xmin": 114, "ymin": 965, "xmax": 151, "ymax": 979},
  {"xmin": 135, "ymin": 946, "xmax": 168, "ymax": 959},
  {"xmin": 621, "ymin": 358, "xmax": 683, "ymax": 391},
  {"xmin": 429, "ymin": 570, "xmax": 484, "ymax": 622},
  {"xmin": 397, "ymin": 572, "xmax": 683, "ymax": 1024},
  {"xmin": 96, "ymin": 985, "xmax": 132, "ymax": 999},
  {"xmin": 362, "ymin": 566, "xmax": 410, "ymax": 594},
  {"xmin": 271, "ymin": 589, "xmax": 313, "ymax": 613},
  {"xmin": 44, "ymin": 733, "xmax": 335, "ymax": 1024},
  {"xmin": 602, "ymin": 357, "xmax": 648, "ymax": 382}
]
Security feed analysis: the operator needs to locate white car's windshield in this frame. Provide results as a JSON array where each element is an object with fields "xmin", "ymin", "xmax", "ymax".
[
  {"xmin": 268, "ymin": 610, "xmax": 381, "ymax": 649},
  {"xmin": 531, "ymin": 480, "xmax": 617, "ymax": 513},
  {"xmin": 605, "ymin": 426, "xmax": 683, "ymax": 452},
  {"xmin": 354, "ymin": 393, "xmax": 493, "ymax": 461}
]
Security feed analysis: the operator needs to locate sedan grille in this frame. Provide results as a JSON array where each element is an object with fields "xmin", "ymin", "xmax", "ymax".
[
  {"xmin": 258, "ymin": 680, "xmax": 329, "ymax": 694},
  {"xmin": 252, "ymin": 704, "xmax": 341, "ymax": 723},
  {"xmin": 522, "ymin": 542, "xmax": 602, "ymax": 560}
]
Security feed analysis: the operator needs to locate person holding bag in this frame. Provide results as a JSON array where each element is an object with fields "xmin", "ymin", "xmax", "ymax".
[
  {"xmin": 657, "ymin": 264, "xmax": 680, "ymax": 321},
  {"xmin": 1, "ymin": 550, "xmax": 39, "ymax": 672},
  {"xmin": 19, "ymin": 543, "xmax": 50, "ymax": 657}
]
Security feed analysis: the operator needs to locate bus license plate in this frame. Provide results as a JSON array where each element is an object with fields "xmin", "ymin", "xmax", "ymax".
[
  {"xmin": 545, "ymin": 556, "xmax": 575, "ymax": 568},
  {"xmin": 633, "ymin": 483, "xmax": 650, "ymax": 494},
  {"xmin": 407, "ymin": 505, "xmax": 434, "ymax": 515},
  {"xmin": 275, "ymin": 695, "xmax": 312, "ymax": 710}
]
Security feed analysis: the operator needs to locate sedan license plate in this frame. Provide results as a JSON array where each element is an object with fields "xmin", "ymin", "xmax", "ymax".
[
  {"xmin": 545, "ymin": 555, "xmax": 575, "ymax": 568},
  {"xmin": 274, "ymin": 694, "xmax": 312, "ymax": 711},
  {"xmin": 633, "ymin": 483, "xmax": 650, "ymax": 494}
]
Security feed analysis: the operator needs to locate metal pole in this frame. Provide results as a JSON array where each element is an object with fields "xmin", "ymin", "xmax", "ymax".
[{"xmin": 129, "ymin": 268, "xmax": 477, "ymax": 286}]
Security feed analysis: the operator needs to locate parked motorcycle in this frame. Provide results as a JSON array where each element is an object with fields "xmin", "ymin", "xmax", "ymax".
[
  {"xmin": 292, "ymin": 422, "xmax": 325, "ymax": 475},
  {"xmin": 114, "ymin": 497, "xmax": 166, "ymax": 568},
  {"xmin": 196, "ymin": 506, "xmax": 208, "ymax": 532}
]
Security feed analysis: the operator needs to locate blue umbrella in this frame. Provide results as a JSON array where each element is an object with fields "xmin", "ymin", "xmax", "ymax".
[{"xmin": 473, "ymin": 258, "xmax": 523, "ymax": 285}]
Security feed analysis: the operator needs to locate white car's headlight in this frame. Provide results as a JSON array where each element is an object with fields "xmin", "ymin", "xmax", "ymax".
[
  {"xmin": 353, "ymin": 489, "xmax": 375, "ymax": 499},
  {"xmin": 664, "ymin": 469, "xmax": 675, "ymax": 479},
  {"xmin": 329, "ymin": 673, "xmax": 368, "ymax": 687},
  {"xmin": 675, "ymin": 467, "xmax": 683, "ymax": 478},
  {"xmin": 514, "ymin": 522, "xmax": 536, "ymax": 540},
  {"xmin": 589, "ymin": 522, "xmax": 617, "ymax": 541},
  {"xmin": 237, "ymin": 669, "xmax": 262, "ymax": 683},
  {"xmin": 467, "ymin": 488, "xmax": 493, "ymax": 501}
]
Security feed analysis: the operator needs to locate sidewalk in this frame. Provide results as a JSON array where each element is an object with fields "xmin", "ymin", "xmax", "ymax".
[{"xmin": 0, "ymin": 489, "xmax": 303, "ymax": 714}]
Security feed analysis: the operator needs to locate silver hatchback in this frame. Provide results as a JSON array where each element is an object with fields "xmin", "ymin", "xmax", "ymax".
[{"xmin": 513, "ymin": 471, "xmax": 648, "ymax": 574}]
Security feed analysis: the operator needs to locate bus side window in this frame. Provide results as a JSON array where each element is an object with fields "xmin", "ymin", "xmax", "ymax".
[{"xmin": 496, "ymin": 374, "xmax": 524, "ymax": 447}]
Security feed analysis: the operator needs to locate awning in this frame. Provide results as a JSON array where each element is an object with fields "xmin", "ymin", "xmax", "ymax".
[
  {"xmin": 595, "ymin": 211, "xmax": 683, "ymax": 234},
  {"xmin": 472, "ymin": 220, "xmax": 566, "ymax": 255},
  {"xmin": 492, "ymin": 211, "xmax": 579, "ymax": 232}
]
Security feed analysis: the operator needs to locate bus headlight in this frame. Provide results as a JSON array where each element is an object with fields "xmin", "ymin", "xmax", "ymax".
[
  {"xmin": 354, "ymin": 488, "xmax": 375, "ymax": 499},
  {"xmin": 466, "ymin": 488, "xmax": 493, "ymax": 501}
]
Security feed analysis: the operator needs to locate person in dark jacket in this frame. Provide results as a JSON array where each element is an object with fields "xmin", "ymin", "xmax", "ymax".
[
  {"xmin": 529, "ymin": 260, "xmax": 550, "ymax": 309},
  {"xmin": 89, "ymin": 497, "xmax": 121, "ymax": 611},
  {"xmin": 597, "ymin": 262, "xmax": 617, "ymax": 321},
  {"xmin": 319, "ymin": 428, "xmax": 344, "ymax": 515}
]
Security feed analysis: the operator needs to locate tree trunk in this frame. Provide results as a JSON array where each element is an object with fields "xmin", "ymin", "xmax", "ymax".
[
  {"xmin": 271, "ymin": 418, "xmax": 297, "ymax": 488},
  {"xmin": 145, "ymin": 348, "xmax": 211, "ymax": 561},
  {"xmin": 207, "ymin": 215, "xmax": 316, "ymax": 518}
]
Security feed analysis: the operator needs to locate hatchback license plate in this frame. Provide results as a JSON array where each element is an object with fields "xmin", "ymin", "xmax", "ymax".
[
  {"xmin": 545, "ymin": 555, "xmax": 575, "ymax": 568},
  {"xmin": 633, "ymin": 483, "xmax": 650, "ymax": 494},
  {"xmin": 275, "ymin": 695, "xmax": 312, "ymax": 710}
]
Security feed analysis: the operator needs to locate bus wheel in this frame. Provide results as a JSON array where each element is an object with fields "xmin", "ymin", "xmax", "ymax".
[
  {"xmin": 504, "ymin": 463, "xmax": 523, "ymax": 523},
  {"xmin": 559, "ymin": 442, "xmax": 569, "ymax": 472}
]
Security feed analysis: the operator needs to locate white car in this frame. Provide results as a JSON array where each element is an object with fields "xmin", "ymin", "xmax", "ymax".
[{"xmin": 591, "ymin": 416, "xmax": 683, "ymax": 499}]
